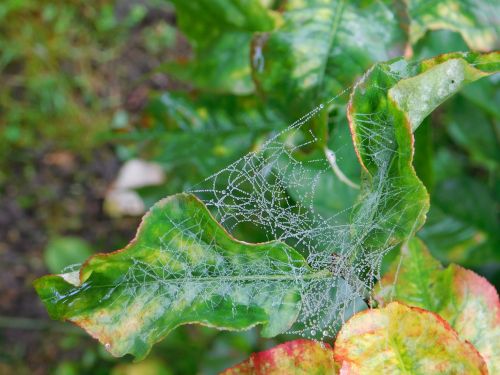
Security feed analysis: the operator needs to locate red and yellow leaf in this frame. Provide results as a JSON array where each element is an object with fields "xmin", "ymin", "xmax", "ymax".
[
  {"xmin": 333, "ymin": 302, "xmax": 487, "ymax": 374},
  {"xmin": 221, "ymin": 339, "xmax": 338, "ymax": 375},
  {"xmin": 374, "ymin": 238, "xmax": 500, "ymax": 373}
]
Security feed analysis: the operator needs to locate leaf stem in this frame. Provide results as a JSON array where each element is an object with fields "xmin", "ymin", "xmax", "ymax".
[{"xmin": 324, "ymin": 147, "xmax": 360, "ymax": 189}]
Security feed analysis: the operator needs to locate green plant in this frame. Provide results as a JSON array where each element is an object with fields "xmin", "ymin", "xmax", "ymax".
[
  {"xmin": 34, "ymin": 0, "xmax": 499, "ymax": 373},
  {"xmin": 35, "ymin": 51, "xmax": 499, "ymax": 369},
  {"xmin": 222, "ymin": 237, "xmax": 499, "ymax": 373},
  {"xmin": 121, "ymin": 1, "xmax": 500, "ymax": 289}
]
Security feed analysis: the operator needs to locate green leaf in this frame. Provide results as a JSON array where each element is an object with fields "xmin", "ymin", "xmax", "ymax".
[
  {"xmin": 418, "ymin": 120, "xmax": 500, "ymax": 274},
  {"xmin": 170, "ymin": 0, "xmax": 278, "ymax": 43},
  {"xmin": 412, "ymin": 118, "xmax": 434, "ymax": 190},
  {"xmin": 333, "ymin": 302, "xmax": 488, "ymax": 374},
  {"xmin": 347, "ymin": 52, "xmax": 499, "ymax": 253},
  {"xmin": 433, "ymin": 177, "xmax": 498, "ymax": 236},
  {"xmin": 388, "ymin": 53, "xmax": 498, "ymax": 131},
  {"xmin": 222, "ymin": 339, "xmax": 338, "ymax": 374},
  {"xmin": 374, "ymin": 238, "xmax": 500, "ymax": 374},
  {"xmin": 44, "ymin": 236, "xmax": 93, "ymax": 274},
  {"xmin": 406, "ymin": 0, "xmax": 500, "ymax": 51},
  {"xmin": 167, "ymin": 0, "xmax": 280, "ymax": 94},
  {"xmin": 460, "ymin": 76, "xmax": 500, "ymax": 119},
  {"xmin": 251, "ymin": 0, "xmax": 405, "ymax": 118},
  {"xmin": 162, "ymin": 33, "xmax": 256, "ymax": 95},
  {"xmin": 412, "ymin": 30, "xmax": 470, "ymax": 60},
  {"xmin": 418, "ymin": 206, "xmax": 493, "ymax": 266},
  {"xmin": 419, "ymin": 126, "xmax": 499, "ymax": 271},
  {"xmin": 34, "ymin": 193, "xmax": 331, "ymax": 360},
  {"xmin": 446, "ymin": 95, "xmax": 500, "ymax": 169},
  {"xmin": 374, "ymin": 238, "xmax": 451, "ymax": 312}
]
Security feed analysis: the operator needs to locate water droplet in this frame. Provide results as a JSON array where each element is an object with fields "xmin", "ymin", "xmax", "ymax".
[{"xmin": 310, "ymin": 329, "xmax": 316, "ymax": 336}]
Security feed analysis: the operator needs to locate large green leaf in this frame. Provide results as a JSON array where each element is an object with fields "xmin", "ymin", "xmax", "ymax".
[
  {"xmin": 406, "ymin": 0, "xmax": 500, "ymax": 51},
  {"xmin": 374, "ymin": 238, "xmax": 500, "ymax": 374},
  {"xmin": 166, "ymin": 0, "xmax": 280, "ymax": 94},
  {"xmin": 222, "ymin": 339, "xmax": 338, "ymax": 374},
  {"xmin": 163, "ymin": 33, "xmax": 256, "ymax": 95},
  {"xmin": 251, "ymin": 0, "xmax": 405, "ymax": 118},
  {"xmin": 333, "ymin": 302, "xmax": 488, "ymax": 374},
  {"xmin": 35, "ymin": 194, "xmax": 331, "ymax": 360},
  {"xmin": 171, "ymin": 0, "xmax": 278, "ymax": 43},
  {"xmin": 347, "ymin": 52, "xmax": 499, "ymax": 254}
]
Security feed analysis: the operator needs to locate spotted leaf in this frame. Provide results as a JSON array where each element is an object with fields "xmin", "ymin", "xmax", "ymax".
[
  {"xmin": 222, "ymin": 339, "xmax": 338, "ymax": 375},
  {"xmin": 374, "ymin": 237, "xmax": 500, "ymax": 373},
  {"xmin": 333, "ymin": 302, "xmax": 487, "ymax": 374},
  {"xmin": 34, "ymin": 194, "xmax": 332, "ymax": 360}
]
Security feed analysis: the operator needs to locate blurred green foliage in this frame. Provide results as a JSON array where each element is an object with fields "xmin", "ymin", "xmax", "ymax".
[
  {"xmin": 44, "ymin": 236, "xmax": 93, "ymax": 273},
  {"xmin": 47, "ymin": 326, "xmax": 275, "ymax": 375},
  {"xmin": 0, "ymin": 0, "xmax": 146, "ymax": 171}
]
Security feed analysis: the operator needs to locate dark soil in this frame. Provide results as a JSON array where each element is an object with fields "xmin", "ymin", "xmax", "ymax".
[{"xmin": 0, "ymin": 146, "xmax": 139, "ymax": 374}]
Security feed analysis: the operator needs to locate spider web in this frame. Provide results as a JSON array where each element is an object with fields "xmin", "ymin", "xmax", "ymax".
[
  {"xmin": 54, "ymin": 64, "xmax": 423, "ymax": 346},
  {"xmin": 44, "ymin": 55, "xmax": 495, "ymax": 356},
  {"xmin": 183, "ymin": 67, "xmax": 419, "ymax": 340}
]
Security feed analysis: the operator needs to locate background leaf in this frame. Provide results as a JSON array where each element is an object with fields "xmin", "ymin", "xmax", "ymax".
[
  {"xmin": 165, "ymin": 0, "xmax": 280, "ymax": 94},
  {"xmin": 171, "ymin": 0, "xmax": 278, "ymax": 42},
  {"xmin": 44, "ymin": 236, "xmax": 93, "ymax": 274},
  {"xmin": 406, "ymin": 0, "xmax": 500, "ymax": 51},
  {"xmin": 251, "ymin": 0, "xmax": 405, "ymax": 119},
  {"xmin": 418, "ymin": 82, "xmax": 500, "ymax": 284},
  {"xmin": 125, "ymin": 92, "xmax": 286, "ymax": 195}
]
